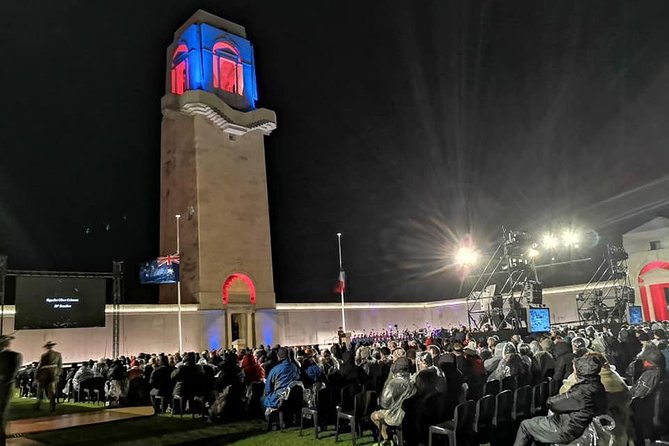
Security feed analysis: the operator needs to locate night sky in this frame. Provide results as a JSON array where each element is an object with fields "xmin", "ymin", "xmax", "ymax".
[{"xmin": 2, "ymin": 1, "xmax": 669, "ymax": 304}]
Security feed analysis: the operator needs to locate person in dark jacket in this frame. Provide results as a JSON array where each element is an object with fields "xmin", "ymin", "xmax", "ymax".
[
  {"xmin": 214, "ymin": 352, "xmax": 244, "ymax": 391},
  {"xmin": 149, "ymin": 355, "xmax": 175, "ymax": 411},
  {"xmin": 0, "ymin": 335, "xmax": 21, "ymax": 446},
  {"xmin": 170, "ymin": 352, "xmax": 203, "ymax": 405},
  {"xmin": 551, "ymin": 340, "xmax": 574, "ymax": 395},
  {"xmin": 513, "ymin": 354, "xmax": 608, "ymax": 446},
  {"xmin": 339, "ymin": 350, "xmax": 366, "ymax": 386},
  {"xmin": 619, "ymin": 329, "xmax": 642, "ymax": 371},
  {"xmin": 631, "ymin": 345, "xmax": 666, "ymax": 445}
]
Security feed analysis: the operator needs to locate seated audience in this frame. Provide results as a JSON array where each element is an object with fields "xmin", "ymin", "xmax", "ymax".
[
  {"xmin": 262, "ymin": 347, "xmax": 300, "ymax": 411},
  {"xmin": 514, "ymin": 354, "xmax": 608, "ymax": 446},
  {"xmin": 371, "ymin": 357, "xmax": 416, "ymax": 446}
]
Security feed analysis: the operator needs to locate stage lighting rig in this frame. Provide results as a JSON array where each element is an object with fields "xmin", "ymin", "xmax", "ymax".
[
  {"xmin": 576, "ymin": 244, "xmax": 632, "ymax": 324},
  {"xmin": 607, "ymin": 244, "xmax": 629, "ymax": 262},
  {"xmin": 465, "ymin": 227, "xmax": 541, "ymax": 331},
  {"xmin": 522, "ymin": 280, "xmax": 543, "ymax": 305}
]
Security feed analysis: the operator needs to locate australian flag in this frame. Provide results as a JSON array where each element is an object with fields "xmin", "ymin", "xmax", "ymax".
[{"xmin": 139, "ymin": 254, "xmax": 180, "ymax": 284}]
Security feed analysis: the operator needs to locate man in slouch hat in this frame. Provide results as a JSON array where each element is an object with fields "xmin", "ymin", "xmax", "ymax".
[{"xmin": 35, "ymin": 341, "xmax": 62, "ymax": 412}]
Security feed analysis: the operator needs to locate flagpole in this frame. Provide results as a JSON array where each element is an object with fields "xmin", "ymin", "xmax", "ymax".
[
  {"xmin": 176, "ymin": 214, "xmax": 183, "ymax": 354},
  {"xmin": 337, "ymin": 232, "xmax": 346, "ymax": 333}
]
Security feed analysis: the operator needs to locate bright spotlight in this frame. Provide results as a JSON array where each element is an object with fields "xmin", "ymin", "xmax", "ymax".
[
  {"xmin": 455, "ymin": 246, "xmax": 479, "ymax": 267},
  {"xmin": 542, "ymin": 233, "xmax": 558, "ymax": 249},
  {"xmin": 562, "ymin": 230, "xmax": 580, "ymax": 247}
]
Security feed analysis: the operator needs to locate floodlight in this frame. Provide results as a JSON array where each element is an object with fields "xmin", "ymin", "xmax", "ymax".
[
  {"xmin": 562, "ymin": 230, "xmax": 579, "ymax": 247},
  {"xmin": 542, "ymin": 233, "xmax": 558, "ymax": 249},
  {"xmin": 527, "ymin": 248, "xmax": 540, "ymax": 258},
  {"xmin": 455, "ymin": 246, "xmax": 479, "ymax": 267}
]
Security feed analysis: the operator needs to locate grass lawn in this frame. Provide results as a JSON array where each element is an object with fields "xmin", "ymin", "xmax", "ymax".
[
  {"xmin": 8, "ymin": 396, "xmax": 104, "ymax": 421},
  {"xmin": 23, "ymin": 414, "xmax": 379, "ymax": 445}
]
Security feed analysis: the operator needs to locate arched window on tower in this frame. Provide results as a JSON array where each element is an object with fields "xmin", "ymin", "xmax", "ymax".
[
  {"xmin": 212, "ymin": 41, "xmax": 244, "ymax": 96},
  {"xmin": 171, "ymin": 43, "xmax": 189, "ymax": 95}
]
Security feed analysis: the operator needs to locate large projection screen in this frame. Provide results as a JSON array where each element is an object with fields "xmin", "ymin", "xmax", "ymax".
[{"xmin": 15, "ymin": 277, "xmax": 106, "ymax": 329}]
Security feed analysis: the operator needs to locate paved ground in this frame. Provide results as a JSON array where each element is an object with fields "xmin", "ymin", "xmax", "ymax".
[{"xmin": 6, "ymin": 406, "xmax": 154, "ymax": 445}]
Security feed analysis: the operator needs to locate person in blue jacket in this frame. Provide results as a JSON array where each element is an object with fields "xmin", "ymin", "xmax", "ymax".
[{"xmin": 262, "ymin": 347, "xmax": 300, "ymax": 410}]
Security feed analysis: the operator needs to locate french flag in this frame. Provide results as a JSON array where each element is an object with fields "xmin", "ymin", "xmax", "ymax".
[{"xmin": 334, "ymin": 270, "xmax": 346, "ymax": 294}]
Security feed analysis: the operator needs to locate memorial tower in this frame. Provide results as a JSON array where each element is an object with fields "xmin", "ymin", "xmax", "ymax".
[{"xmin": 159, "ymin": 10, "xmax": 277, "ymax": 347}]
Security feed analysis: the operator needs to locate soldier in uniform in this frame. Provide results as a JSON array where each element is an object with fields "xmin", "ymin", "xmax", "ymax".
[
  {"xmin": 35, "ymin": 341, "xmax": 62, "ymax": 412},
  {"xmin": 0, "ymin": 335, "xmax": 21, "ymax": 446}
]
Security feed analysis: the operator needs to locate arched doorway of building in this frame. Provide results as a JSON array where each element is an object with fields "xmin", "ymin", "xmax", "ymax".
[
  {"xmin": 638, "ymin": 261, "xmax": 669, "ymax": 321},
  {"xmin": 221, "ymin": 273, "xmax": 256, "ymax": 348}
]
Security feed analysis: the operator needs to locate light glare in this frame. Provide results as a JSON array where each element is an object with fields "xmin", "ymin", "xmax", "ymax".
[
  {"xmin": 542, "ymin": 233, "xmax": 558, "ymax": 249},
  {"xmin": 562, "ymin": 230, "xmax": 579, "ymax": 247},
  {"xmin": 455, "ymin": 246, "xmax": 479, "ymax": 267}
]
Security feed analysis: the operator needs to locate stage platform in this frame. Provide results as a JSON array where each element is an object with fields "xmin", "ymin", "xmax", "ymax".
[{"xmin": 7, "ymin": 406, "xmax": 154, "ymax": 444}]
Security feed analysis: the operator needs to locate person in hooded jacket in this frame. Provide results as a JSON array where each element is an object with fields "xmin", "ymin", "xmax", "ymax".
[
  {"xmin": 370, "ymin": 357, "xmax": 416, "ymax": 446},
  {"xmin": 630, "ymin": 345, "xmax": 666, "ymax": 446},
  {"xmin": 529, "ymin": 340, "xmax": 555, "ymax": 384},
  {"xmin": 513, "ymin": 354, "xmax": 608, "ymax": 446},
  {"xmin": 484, "ymin": 342, "xmax": 506, "ymax": 374},
  {"xmin": 488, "ymin": 343, "xmax": 530, "ymax": 382},
  {"xmin": 560, "ymin": 352, "xmax": 630, "ymax": 446},
  {"xmin": 551, "ymin": 340, "xmax": 574, "ymax": 395}
]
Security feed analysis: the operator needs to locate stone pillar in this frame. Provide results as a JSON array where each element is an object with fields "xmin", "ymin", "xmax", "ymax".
[
  {"xmin": 225, "ymin": 310, "xmax": 233, "ymax": 349},
  {"xmin": 246, "ymin": 312, "xmax": 254, "ymax": 347}
]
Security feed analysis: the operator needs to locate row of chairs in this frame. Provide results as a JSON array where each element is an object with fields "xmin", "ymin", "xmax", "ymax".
[
  {"xmin": 428, "ymin": 382, "xmax": 548, "ymax": 446},
  {"xmin": 293, "ymin": 378, "xmax": 549, "ymax": 445}
]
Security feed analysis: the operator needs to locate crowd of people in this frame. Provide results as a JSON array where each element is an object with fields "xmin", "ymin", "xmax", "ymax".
[{"xmin": 9, "ymin": 320, "xmax": 669, "ymax": 446}]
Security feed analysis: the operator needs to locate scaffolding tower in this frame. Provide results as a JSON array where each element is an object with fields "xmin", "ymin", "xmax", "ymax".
[
  {"xmin": 465, "ymin": 228, "xmax": 542, "ymax": 331},
  {"xmin": 576, "ymin": 244, "xmax": 633, "ymax": 325}
]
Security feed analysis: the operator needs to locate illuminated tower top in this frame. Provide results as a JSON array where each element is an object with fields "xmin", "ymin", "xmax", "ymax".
[{"xmin": 166, "ymin": 10, "xmax": 257, "ymax": 111}]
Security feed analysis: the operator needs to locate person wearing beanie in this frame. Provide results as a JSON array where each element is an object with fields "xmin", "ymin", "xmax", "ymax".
[
  {"xmin": 514, "ymin": 354, "xmax": 608, "ymax": 446},
  {"xmin": 371, "ymin": 357, "xmax": 416, "ymax": 445},
  {"xmin": 262, "ymin": 347, "xmax": 300, "ymax": 411}
]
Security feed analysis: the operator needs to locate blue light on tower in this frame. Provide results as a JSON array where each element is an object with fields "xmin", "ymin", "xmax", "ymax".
[{"xmin": 168, "ymin": 22, "xmax": 259, "ymax": 111}]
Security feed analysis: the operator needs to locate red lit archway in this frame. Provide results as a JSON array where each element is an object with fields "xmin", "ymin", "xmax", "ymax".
[
  {"xmin": 222, "ymin": 273, "xmax": 256, "ymax": 305},
  {"xmin": 638, "ymin": 260, "xmax": 669, "ymax": 321},
  {"xmin": 212, "ymin": 41, "xmax": 244, "ymax": 95},
  {"xmin": 171, "ymin": 43, "xmax": 189, "ymax": 95}
]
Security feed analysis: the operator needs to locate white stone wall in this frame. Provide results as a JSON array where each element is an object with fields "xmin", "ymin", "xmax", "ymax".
[{"xmin": 3, "ymin": 283, "xmax": 598, "ymax": 365}]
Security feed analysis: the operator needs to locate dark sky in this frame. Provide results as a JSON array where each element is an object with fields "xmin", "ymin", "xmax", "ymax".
[{"xmin": 2, "ymin": 1, "xmax": 669, "ymax": 304}]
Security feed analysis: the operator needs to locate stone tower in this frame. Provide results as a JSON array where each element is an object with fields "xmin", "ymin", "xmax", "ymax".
[{"xmin": 159, "ymin": 10, "xmax": 277, "ymax": 347}]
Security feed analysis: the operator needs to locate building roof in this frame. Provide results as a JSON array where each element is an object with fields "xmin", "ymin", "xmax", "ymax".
[{"xmin": 623, "ymin": 216, "xmax": 669, "ymax": 235}]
